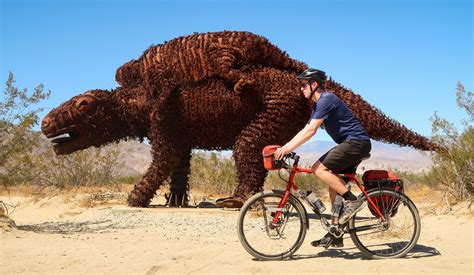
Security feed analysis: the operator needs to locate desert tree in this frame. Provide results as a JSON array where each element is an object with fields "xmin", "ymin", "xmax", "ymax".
[
  {"xmin": 0, "ymin": 72, "xmax": 50, "ymax": 185},
  {"xmin": 429, "ymin": 82, "xmax": 473, "ymax": 209}
]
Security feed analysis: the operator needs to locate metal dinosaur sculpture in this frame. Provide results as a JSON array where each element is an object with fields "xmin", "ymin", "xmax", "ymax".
[
  {"xmin": 42, "ymin": 66, "xmax": 437, "ymax": 208},
  {"xmin": 116, "ymin": 31, "xmax": 306, "ymax": 91},
  {"xmin": 115, "ymin": 30, "xmax": 307, "ymax": 121}
]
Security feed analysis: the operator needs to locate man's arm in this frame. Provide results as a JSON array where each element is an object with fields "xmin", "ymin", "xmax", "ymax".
[
  {"xmin": 285, "ymin": 123, "xmax": 311, "ymax": 146},
  {"xmin": 274, "ymin": 118, "xmax": 324, "ymax": 159}
]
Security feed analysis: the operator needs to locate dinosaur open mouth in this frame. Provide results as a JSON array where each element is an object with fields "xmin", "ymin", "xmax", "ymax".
[{"xmin": 46, "ymin": 129, "xmax": 79, "ymax": 145}]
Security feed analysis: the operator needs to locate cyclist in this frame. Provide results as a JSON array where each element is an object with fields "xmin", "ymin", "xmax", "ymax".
[{"xmin": 274, "ymin": 68, "xmax": 371, "ymax": 247}]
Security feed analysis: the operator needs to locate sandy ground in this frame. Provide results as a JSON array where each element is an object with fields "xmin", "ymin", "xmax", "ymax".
[{"xmin": 1, "ymin": 190, "xmax": 473, "ymax": 274}]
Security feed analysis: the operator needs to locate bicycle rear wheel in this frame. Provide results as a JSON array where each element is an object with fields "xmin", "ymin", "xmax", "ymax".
[
  {"xmin": 237, "ymin": 190, "xmax": 307, "ymax": 260},
  {"xmin": 349, "ymin": 189, "xmax": 421, "ymax": 259}
]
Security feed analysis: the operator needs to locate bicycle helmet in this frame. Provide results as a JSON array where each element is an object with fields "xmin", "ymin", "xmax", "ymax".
[{"xmin": 297, "ymin": 68, "xmax": 327, "ymax": 86}]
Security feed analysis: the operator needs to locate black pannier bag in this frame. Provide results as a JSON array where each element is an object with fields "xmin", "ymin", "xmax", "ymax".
[{"xmin": 362, "ymin": 170, "xmax": 404, "ymax": 217}]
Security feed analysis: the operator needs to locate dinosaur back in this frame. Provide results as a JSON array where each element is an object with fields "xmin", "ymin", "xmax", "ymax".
[{"xmin": 115, "ymin": 31, "xmax": 307, "ymax": 88}]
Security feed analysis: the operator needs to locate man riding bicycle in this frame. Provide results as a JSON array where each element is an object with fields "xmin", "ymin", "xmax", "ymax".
[{"xmin": 274, "ymin": 68, "xmax": 371, "ymax": 247}]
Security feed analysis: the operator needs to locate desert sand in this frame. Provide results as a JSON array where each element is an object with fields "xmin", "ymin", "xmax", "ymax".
[{"xmin": 1, "ymin": 189, "xmax": 473, "ymax": 274}]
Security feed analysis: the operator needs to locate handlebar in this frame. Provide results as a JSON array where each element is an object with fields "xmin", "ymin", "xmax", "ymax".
[{"xmin": 277, "ymin": 152, "xmax": 300, "ymax": 168}]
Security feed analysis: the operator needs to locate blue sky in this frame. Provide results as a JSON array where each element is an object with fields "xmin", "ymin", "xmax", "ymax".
[{"xmin": 1, "ymin": 0, "xmax": 472, "ymax": 142}]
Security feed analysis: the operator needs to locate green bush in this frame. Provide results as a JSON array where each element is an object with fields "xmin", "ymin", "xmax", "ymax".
[
  {"xmin": 0, "ymin": 72, "xmax": 122, "ymax": 188},
  {"xmin": 0, "ymin": 72, "xmax": 50, "ymax": 185},
  {"xmin": 31, "ymin": 144, "xmax": 122, "ymax": 188},
  {"xmin": 189, "ymin": 152, "xmax": 328, "ymax": 197},
  {"xmin": 265, "ymin": 170, "xmax": 327, "ymax": 196},
  {"xmin": 189, "ymin": 152, "xmax": 237, "ymax": 196},
  {"xmin": 428, "ymin": 82, "xmax": 473, "ymax": 205}
]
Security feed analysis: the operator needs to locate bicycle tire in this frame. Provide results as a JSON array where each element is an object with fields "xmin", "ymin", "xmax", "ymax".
[
  {"xmin": 237, "ymin": 190, "xmax": 307, "ymax": 260},
  {"xmin": 349, "ymin": 189, "xmax": 421, "ymax": 259}
]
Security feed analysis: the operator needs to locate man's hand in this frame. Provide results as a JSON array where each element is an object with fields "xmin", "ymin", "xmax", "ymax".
[{"xmin": 274, "ymin": 146, "xmax": 291, "ymax": 160}]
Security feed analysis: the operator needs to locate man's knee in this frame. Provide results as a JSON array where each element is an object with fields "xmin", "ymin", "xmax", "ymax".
[{"xmin": 312, "ymin": 161, "xmax": 331, "ymax": 178}]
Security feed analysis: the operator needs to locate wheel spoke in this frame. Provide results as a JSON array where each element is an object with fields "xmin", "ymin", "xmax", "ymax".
[
  {"xmin": 238, "ymin": 191, "xmax": 307, "ymax": 260},
  {"xmin": 349, "ymin": 190, "xmax": 420, "ymax": 258}
]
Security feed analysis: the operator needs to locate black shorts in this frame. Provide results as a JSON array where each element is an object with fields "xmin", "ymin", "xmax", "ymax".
[{"xmin": 319, "ymin": 139, "xmax": 371, "ymax": 173}]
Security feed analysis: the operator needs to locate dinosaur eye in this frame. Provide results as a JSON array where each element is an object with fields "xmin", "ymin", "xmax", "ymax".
[{"xmin": 75, "ymin": 98, "xmax": 91, "ymax": 109}]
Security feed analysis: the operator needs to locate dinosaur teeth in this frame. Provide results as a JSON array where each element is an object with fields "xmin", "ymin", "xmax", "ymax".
[{"xmin": 50, "ymin": 133, "xmax": 73, "ymax": 144}]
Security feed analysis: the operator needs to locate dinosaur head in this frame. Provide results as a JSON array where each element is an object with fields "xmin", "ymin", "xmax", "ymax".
[
  {"xmin": 41, "ymin": 89, "xmax": 123, "ymax": 155},
  {"xmin": 115, "ymin": 59, "xmax": 143, "ymax": 88}
]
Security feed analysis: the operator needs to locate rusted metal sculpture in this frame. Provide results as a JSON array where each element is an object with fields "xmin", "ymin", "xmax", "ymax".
[
  {"xmin": 42, "ymin": 31, "xmax": 437, "ymax": 207},
  {"xmin": 115, "ymin": 30, "xmax": 306, "ymax": 122},
  {"xmin": 42, "ymin": 67, "xmax": 436, "ymax": 208}
]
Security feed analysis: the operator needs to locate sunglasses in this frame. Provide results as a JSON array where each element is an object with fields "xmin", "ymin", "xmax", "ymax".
[{"xmin": 300, "ymin": 82, "xmax": 312, "ymax": 89}]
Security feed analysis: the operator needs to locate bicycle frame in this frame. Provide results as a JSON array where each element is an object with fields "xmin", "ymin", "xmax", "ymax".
[{"xmin": 273, "ymin": 159, "xmax": 386, "ymax": 226}]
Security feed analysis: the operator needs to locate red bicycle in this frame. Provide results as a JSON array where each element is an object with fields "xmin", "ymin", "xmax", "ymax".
[{"xmin": 237, "ymin": 150, "xmax": 421, "ymax": 260}]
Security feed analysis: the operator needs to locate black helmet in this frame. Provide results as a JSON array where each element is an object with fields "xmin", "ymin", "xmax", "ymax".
[{"xmin": 297, "ymin": 68, "xmax": 327, "ymax": 87}]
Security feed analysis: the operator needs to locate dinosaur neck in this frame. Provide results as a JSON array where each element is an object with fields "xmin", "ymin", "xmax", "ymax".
[{"xmin": 109, "ymin": 87, "xmax": 150, "ymax": 140}]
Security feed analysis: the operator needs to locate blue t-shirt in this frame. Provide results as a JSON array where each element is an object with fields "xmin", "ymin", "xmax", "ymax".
[{"xmin": 309, "ymin": 91, "xmax": 370, "ymax": 144}]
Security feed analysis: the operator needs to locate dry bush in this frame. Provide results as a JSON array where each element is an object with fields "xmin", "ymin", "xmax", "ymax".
[
  {"xmin": 1, "ymin": 72, "xmax": 50, "ymax": 186},
  {"xmin": 427, "ymin": 82, "xmax": 473, "ymax": 209},
  {"xmin": 30, "ymin": 143, "xmax": 123, "ymax": 188},
  {"xmin": 189, "ymin": 152, "xmax": 237, "ymax": 196},
  {"xmin": 264, "ymin": 170, "xmax": 326, "ymax": 196},
  {"xmin": 188, "ymin": 152, "xmax": 327, "ymax": 198}
]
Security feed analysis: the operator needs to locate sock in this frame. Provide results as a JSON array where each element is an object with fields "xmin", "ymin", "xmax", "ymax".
[{"xmin": 342, "ymin": 191, "xmax": 357, "ymax": 201}]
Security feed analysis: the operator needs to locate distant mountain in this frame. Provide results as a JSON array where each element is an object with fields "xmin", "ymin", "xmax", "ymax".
[
  {"xmin": 296, "ymin": 140, "xmax": 433, "ymax": 173},
  {"xmin": 36, "ymin": 133, "xmax": 433, "ymax": 176},
  {"xmin": 114, "ymin": 140, "xmax": 153, "ymax": 176},
  {"xmin": 114, "ymin": 139, "xmax": 433, "ymax": 176}
]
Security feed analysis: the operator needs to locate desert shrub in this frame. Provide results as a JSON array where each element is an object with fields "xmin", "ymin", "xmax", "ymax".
[
  {"xmin": 28, "ymin": 142, "xmax": 122, "ymax": 188},
  {"xmin": 116, "ymin": 175, "xmax": 143, "ymax": 185},
  {"xmin": 0, "ymin": 72, "xmax": 123, "ymax": 188},
  {"xmin": 189, "ymin": 152, "xmax": 237, "ymax": 196},
  {"xmin": 387, "ymin": 169, "xmax": 432, "ymax": 186},
  {"xmin": 427, "ymin": 82, "xmax": 473, "ymax": 206},
  {"xmin": 189, "ymin": 152, "xmax": 327, "ymax": 197},
  {"xmin": 0, "ymin": 72, "xmax": 50, "ymax": 186},
  {"xmin": 265, "ymin": 170, "xmax": 327, "ymax": 196}
]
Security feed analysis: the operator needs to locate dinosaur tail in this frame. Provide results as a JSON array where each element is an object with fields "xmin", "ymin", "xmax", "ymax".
[{"xmin": 326, "ymin": 79, "xmax": 439, "ymax": 151}]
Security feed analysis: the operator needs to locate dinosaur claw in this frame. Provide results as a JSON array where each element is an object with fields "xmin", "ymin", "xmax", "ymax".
[{"xmin": 166, "ymin": 190, "xmax": 189, "ymax": 207}]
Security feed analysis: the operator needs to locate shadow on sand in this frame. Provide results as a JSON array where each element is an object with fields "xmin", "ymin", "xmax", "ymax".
[
  {"xmin": 16, "ymin": 219, "xmax": 133, "ymax": 234},
  {"xmin": 252, "ymin": 243, "xmax": 441, "ymax": 261}
]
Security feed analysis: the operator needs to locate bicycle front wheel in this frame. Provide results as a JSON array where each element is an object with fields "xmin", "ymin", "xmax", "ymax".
[
  {"xmin": 237, "ymin": 190, "xmax": 307, "ymax": 260},
  {"xmin": 349, "ymin": 189, "xmax": 421, "ymax": 259}
]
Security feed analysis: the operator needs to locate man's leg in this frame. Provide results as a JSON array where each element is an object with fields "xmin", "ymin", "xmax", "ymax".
[
  {"xmin": 311, "ymin": 186, "xmax": 345, "ymax": 248},
  {"xmin": 328, "ymin": 187, "xmax": 341, "ymax": 225},
  {"xmin": 310, "ymin": 162, "xmax": 349, "ymax": 248},
  {"xmin": 310, "ymin": 141, "xmax": 368, "ymax": 248},
  {"xmin": 312, "ymin": 161, "xmax": 351, "ymax": 197},
  {"xmin": 313, "ymin": 161, "xmax": 366, "ymax": 224}
]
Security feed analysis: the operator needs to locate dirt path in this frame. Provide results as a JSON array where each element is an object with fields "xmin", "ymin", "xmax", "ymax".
[{"xmin": 1, "ymin": 195, "xmax": 473, "ymax": 274}]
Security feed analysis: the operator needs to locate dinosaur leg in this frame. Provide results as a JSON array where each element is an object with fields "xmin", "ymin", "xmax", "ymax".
[
  {"xmin": 215, "ymin": 111, "xmax": 291, "ymax": 208},
  {"xmin": 166, "ymin": 149, "xmax": 192, "ymax": 207},
  {"xmin": 127, "ymin": 129, "xmax": 188, "ymax": 207},
  {"xmin": 218, "ymin": 69, "xmax": 309, "ymax": 208}
]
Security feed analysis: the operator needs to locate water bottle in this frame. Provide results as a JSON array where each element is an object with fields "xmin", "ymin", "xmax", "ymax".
[{"xmin": 306, "ymin": 191, "xmax": 326, "ymax": 214}]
